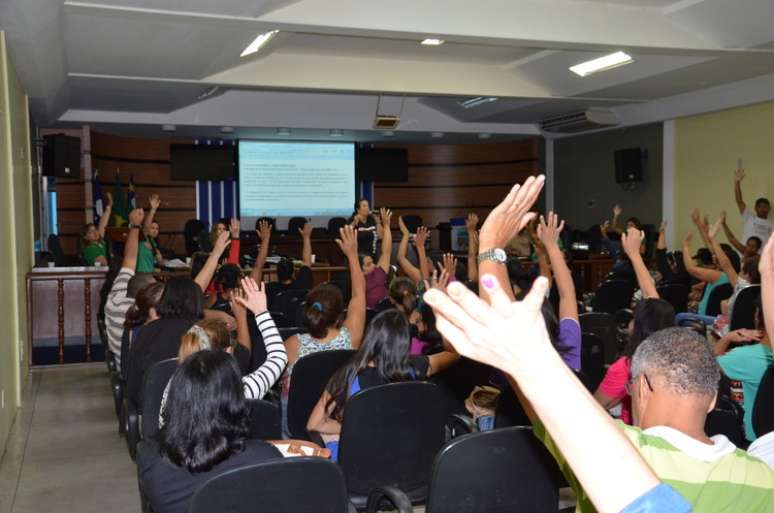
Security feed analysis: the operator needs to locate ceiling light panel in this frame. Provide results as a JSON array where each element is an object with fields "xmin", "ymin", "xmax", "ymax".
[
  {"xmin": 241, "ymin": 30, "xmax": 279, "ymax": 57},
  {"xmin": 569, "ymin": 51, "xmax": 633, "ymax": 77},
  {"xmin": 421, "ymin": 38, "xmax": 445, "ymax": 46}
]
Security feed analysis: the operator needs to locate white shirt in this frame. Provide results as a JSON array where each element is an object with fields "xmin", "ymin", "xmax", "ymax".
[
  {"xmin": 643, "ymin": 426, "xmax": 736, "ymax": 462},
  {"xmin": 748, "ymin": 430, "xmax": 774, "ymax": 470},
  {"xmin": 742, "ymin": 209, "xmax": 774, "ymax": 243}
]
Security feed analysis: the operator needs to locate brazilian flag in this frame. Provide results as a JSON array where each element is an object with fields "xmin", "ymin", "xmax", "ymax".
[{"xmin": 113, "ymin": 171, "xmax": 128, "ymax": 226}]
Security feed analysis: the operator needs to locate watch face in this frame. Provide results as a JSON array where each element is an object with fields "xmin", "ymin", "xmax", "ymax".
[{"xmin": 493, "ymin": 248, "xmax": 507, "ymax": 262}]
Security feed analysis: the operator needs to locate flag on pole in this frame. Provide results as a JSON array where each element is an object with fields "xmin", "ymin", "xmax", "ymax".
[
  {"xmin": 128, "ymin": 174, "xmax": 137, "ymax": 210},
  {"xmin": 113, "ymin": 170, "xmax": 128, "ymax": 226},
  {"xmin": 92, "ymin": 170, "xmax": 103, "ymax": 223}
]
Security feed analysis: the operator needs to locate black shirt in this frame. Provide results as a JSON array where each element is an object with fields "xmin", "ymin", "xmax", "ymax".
[
  {"xmin": 126, "ymin": 318, "xmax": 196, "ymax": 408},
  {"xmin": 137, "ymin": 439, "xmax": 281, "ymax": 513},
  {"xmin": 348, "ymin": 215, "xmax": 378, "ymax": 256},
  {"xmin": 266, "ymin": 265, "xmax": 313, "ymax": 309}
]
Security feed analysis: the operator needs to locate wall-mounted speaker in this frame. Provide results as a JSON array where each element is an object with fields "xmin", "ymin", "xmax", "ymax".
[
  {"xmin": 614, "ymin": 148, "xmax": 644, "ymax": 184},
  {"xmin": 42, "ymin": 134, "xmax": 81, "ymax": 178}
]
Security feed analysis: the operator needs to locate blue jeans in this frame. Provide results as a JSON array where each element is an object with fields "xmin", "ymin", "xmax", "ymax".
[{"xmin": 477, "ymin": 415, "xmax": 495, "ymax": 432}]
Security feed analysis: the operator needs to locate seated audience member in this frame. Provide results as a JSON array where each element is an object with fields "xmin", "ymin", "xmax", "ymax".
[
  {"xmin": 280, "ymin": 226, "xmax": 366, "ymax": 430},
  {"xmin": 126, "ymin": 232, "xmax": 231, "ymax": 407},
  {"xmin": 137, "ymin": 350, "xmax": 281, "ymax": 513},
  {"xmin": 422, "ymin": 181, "xmax": 695, "ymax": 513},
  {"xmin": 307, "ymin": 309, "xmax": 459, "ymax": 461},
  {"xmin": 706, "ymin": 218, "xmax": 760, "ymax": 318},
  {"xmin": 362, "ymin": 208, "xmax": 393, "ymax": 308},
  {"xmin": 251, "ymin": 220, "xmax": 313, "ymax": 308},
  {"xmin": 654, "ymin": 221, "xmax": 691, "ymax": 287},
  {"xmin": 81, "ymin": 191, "xmax": 113, "ymax": 266},
  {"xmin": 721, "ymin": 210, "xmax": 762, "ymax": 258},
  {"xmin": 734, "ymin": 166, "xmax": 774, "ymax": 242},
  {"xmin": 535, "ymin": 212, "xmax": 582, "ymax": 371},
  {"xmin": 105, "ymin": 208, "xmax": 156, "ymax": 368},
  {"xmin": 136, "ymin": 194, "xmax": 165, "ymax": 272},
  {"xmin": 600, "ymin": 205, "xmax": 646, "ymax": 270},
  {"xmin": 349, "ymin": 198, "xmax": 380, "ymax": 257},
  {"xmin": 396, "ymin": 217, "xmax": 431, "ymax": 283},
  {"xmin": 157, "ymin": 278, "xmax": 288, "ymax": 426},
  {"xmin": 122, "ymin": 282, "xmax": 165, "ymax": 376},
  {"xmin": 714, "ymin": 300, "xmax": 772, "ymax": 442},
  {"xmin": 207, "ymin": 263, "xmax": 242, "ymax": 313}
]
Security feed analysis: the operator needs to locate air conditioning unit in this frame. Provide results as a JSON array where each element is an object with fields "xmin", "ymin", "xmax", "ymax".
[
  {"xmin": 540, "ymin": 108, "xmax": 619, "ymax": 134},
  {"xmin": 374, "ymin": 115, "xmax": 400, "ymax": 129}
]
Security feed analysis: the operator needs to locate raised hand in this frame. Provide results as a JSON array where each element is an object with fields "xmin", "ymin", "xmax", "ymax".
[
  {"xmin": 148, "ymin": 194, "xmax": 161, "ymax": 210},
  {"xmin": 734, "ymin": 167, "xmax": 745, "ymax": 183},
  {"xmin": 720, "ymin": 211, "xmax": 727, "ymax": 225},
  {"xmin": 709, "ymin": 218, "xmax": 723, "ymax": 239},
  {"xmin": 105, "ymin": 191, "xmax": 113, "ymax": 207},
  {"xmin": 299, "ymin": 221, "xmax": 313, "ymax": 239},
  {"xmin": 613, "ymin": 204, "xmax": 623, "ymax": 217},
  {"xmin": 234, "ymin": 277, "xmax": 267, "ymax": 314},
  {"xmin": 214, "ymin": 230, "xmax": 231, "ymax": 253},
  {"xmin": 479, "ymin": 175, "xmax": 545, "ymax": 250},
  {"xmin": 537, "ymin": 211, "xmax": 565, "ymax": 249},
  {"xmin": 423, "ymin": 275, "xmax": 551, "ymax": 374},
  {"xmin": 128, "ymin": 208, "xmax": 145, "ymax": 226},
  {"xmin": 414, "ymin": 226, "xmax": 429, "ymax": 247},
  {"xmin": 229, "ymin": 218, "xmax": 241, "ymax": 239},
  {"xmin": 257, "ymin": 220, "xmax": 272, "ymax": 243},
  {"xmin": 702, "ymin": 215, "xmax": 710, "ymax": 233},
  {"xmin": 230, "ymin": 287, "xmax": 247, "ymax": 319},
  {"xmin": 398, "ymin": 216, "xmax": 410, "ymax": 236},
  {"xmin": 466, "ymin": 213, "xmax": 479, "ymax": 232},
  {"xmin": 442, "ymin": 252, "xmax": 457, "ymax": 277},
  {"xmin": 621, "ymin": 227, "xmax": 645, "ymax": 257},
  {"xmin": 683, "ymin": 233, "xmax": 693, "ymax": 246},
  {"xmin": 659, "ymin": 220, "xmax": 666, "ymax": 233},
  {"xmin": 430, "ymin": 266, "xmax": 450, "ymax": 293},
  {"xmin": 336, "ymin": 225, "xmax": 358, "ymax": 258},
  {"xmin": 380, "ymin": 208, "xmax": 392, "ymax": 228},
  {"xmin": 599, "ymin": 220, "xmax": 610, "ymax": 238},
  {"xmin": 726, "ymin": 329, "xmax": 763, "ymax": 344},
  {"xmin": 690, "ymin": 208, "xmax": 701, "ymax": 225}
]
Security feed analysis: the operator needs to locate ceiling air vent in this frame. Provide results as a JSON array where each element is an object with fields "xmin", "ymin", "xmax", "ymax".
[{"xmin": 540, "ymin": 108, "xmax": 619, "ymax": 133}]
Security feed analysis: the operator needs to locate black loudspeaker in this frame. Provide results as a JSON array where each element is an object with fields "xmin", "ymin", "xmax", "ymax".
[
  {"xmin": 42, "ymin": 134, "xmax": 81, "ymax": 178},
  {"xmin": 614, "ymin": 148, "xmax": 643, "ymax": 184}
]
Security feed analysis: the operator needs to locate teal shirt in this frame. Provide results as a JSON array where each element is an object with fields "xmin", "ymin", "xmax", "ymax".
[
  {"xmin": 136, "ymin": 239, "xmax": 158, "ymax": 273},
  {"xmin": 82, "ymin": 240, "xmax": 107, "ymax": 266},
  {"xmin": 718, "ymin": 343, "xmax": 773, "ymax": 441},
  {"xmin": 698, "ymin": 273, "xmax": 729, "ymax": 316}
]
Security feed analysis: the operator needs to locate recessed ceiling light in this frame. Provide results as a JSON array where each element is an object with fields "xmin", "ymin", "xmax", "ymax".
[
  {"xmin": 240, "ymin": 30, "xmax": 279, "ymax": 57},
  {"xmin": 431, "ymin": 132, "xmax": 444, "ymax": 138},
  {"xmin": 329, "ymin": 129, "xmax": 343, "ymax": 137},
  {"xmin": 569, "ymin": 51, "xmax": 633, "ymax": 77},
  {"xmin": 421, "ymin": 38, "xmax": 445, "ymax": 46},
  {"xmin": 382, "ymin": 130, "xmax": 395, "ymax": 137},
  {"xmin": 220, "ymin": 126, "xmax": 234, "ymax": 134},
  {"xmin": 161, "ymin": 124, "xmax": 176, "ymax": 132},
  {"xmin": 276, "ymin": 128, "xmax": 291, "ymax": 136},
  {"xmin": 478, "ymin": 133, "xmax": 491, "ymax": 139},
  {"xmin": 459, "ymin": 97, "xmax": 498, "ymax": 109}
]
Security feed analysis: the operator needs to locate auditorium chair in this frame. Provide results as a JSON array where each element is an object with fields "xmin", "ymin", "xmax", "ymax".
[
  {"xmin": 428, "ymin": 357, "xmax": 492, "ymax": 416},
  {"xmin": 580, "ymin": 332, "xmax": 606, "ymax": 392},
  {"xmin": 656, "ymin": 282, "xmax": 689, "ymax": 313},
  {"xmin": 337, "ymin": 382, "xmax": 447, "ymax": 510},
  {"xmin": 124, "ymin": 358, "xmax": 178, "ymax": 460},
  {"xmin": 286, "ymin": 350, "xmax": 356, "ymax": 440},
  {"xmin": 267, "ymin": 311, "xmax": 292, "ymax": 329},
  {"xmin": 728, "ymin": 284, "xmax": 761, "ymax": 331},
  {"xmin": 287, "ymin": 216, "xmax": 307, "ymax": 235},
  {"xmin": 591, "ymin": 279, "xmax": 634, "ymax": 315},
  {"xmin": 246, "ymin": 399, "xmax": 282, "ymax": 440},
  {"xmin": 183, "ymin": 219, "xmax": 206, "ymax": 255},
  {"xmin": 328, "ymin": 217, "xmax": 347, "ymax": 236},
  {"xmin": 704, "ymin": 395, "xmax": 746, "ymax": 448},
  {"xmin": 189, "ymin": 458, "xmax": 353, "ymax": 513},
  {"xmin": 401, "ymin": 215, "xmax": 423, "ymax": 234},
  {"xmin": 273, "ymin": 289, "xmax": 309, "ymax": 319},
  {"xmin": 752, "ymin": 366, "xmax": 774, "ymax": 439},
  {"xmin": 579, "ymin": 312, "xmax": 619, "ymax": 365},
  {"xmin": 704, "ymin": 282, "xmax": 733, "ymax": 317},
  {"xmin": 365, "ymin": 427, "xmax": 559, "ymax": 513}
]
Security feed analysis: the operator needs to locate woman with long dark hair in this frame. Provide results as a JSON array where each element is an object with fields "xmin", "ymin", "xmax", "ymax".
[
  {"xmin": 306, "ymin": 309, "xmax": 458, "ymax": 461},
  {"xmin": 348, "ymin": 198, "xmax": 381, "ymax": 257},
  {"xmin": 137, "ymin": 350, "xmax": 280, "ymax": 513}
]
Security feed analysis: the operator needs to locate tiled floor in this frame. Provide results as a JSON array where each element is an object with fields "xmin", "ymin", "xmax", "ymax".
[{"xmin": 0, "ymin": 365, "xmax": 140, "ymax": 513}]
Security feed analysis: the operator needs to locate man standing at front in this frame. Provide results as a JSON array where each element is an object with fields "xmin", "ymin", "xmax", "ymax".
[{"xmin": 735, "ymin": 166, "xmax": 774, "ymax": 242}]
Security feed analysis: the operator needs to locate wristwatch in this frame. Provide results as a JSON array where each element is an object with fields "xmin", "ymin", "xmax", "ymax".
[
  {"xmin": 129, "ymin": 223, "xmax": 141, "ymax": 229},
  {"xmin": 477, "ymin": 248, "xmax": 507, "ymax": 264}
]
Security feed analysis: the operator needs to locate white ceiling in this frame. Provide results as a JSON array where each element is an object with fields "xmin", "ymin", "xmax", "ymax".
[{"xmin": 2, "ymin": 0, "xmax": 774, "ymax": 139}]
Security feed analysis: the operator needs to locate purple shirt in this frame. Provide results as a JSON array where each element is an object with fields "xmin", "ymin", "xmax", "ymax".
[
  {"xmin": 365, "ymin": 267, "xmax": 388, "ymax": 309},
  {"xmin": 558, "ymin": 318, "xmax": 582, "ymax": 371}
]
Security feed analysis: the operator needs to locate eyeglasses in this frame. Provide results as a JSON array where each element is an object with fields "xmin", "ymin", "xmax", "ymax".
[{"xmin": 625, "ymin": 373, "xmax": 654, "ymax": 395}]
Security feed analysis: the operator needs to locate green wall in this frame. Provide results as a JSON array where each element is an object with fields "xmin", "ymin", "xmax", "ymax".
[
  {"xmin": 673, "ymin": 102, "xmax": 774, "ymax": 247},
  {"xmin": 0, "ymin": 30, "xmax": 33, "ymax": 452}
]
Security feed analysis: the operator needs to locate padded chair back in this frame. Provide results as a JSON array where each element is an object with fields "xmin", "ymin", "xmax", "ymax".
[
  {"xmin": 288, "ymin": 217, "xmax": 308, "ymax": 235},
  {"xmin": 705, "ymin": 282, "xmax": 733, "ymax": 317},
  {"xmin": 274, "ymin": 289, "xmax": 309, "ymax": 319},
  {"xmin": 327, "ymin": 217, "xmax": 347, "ymax": 236},
  {"xmin": 429, "ymin": 358, "xmax": 492, "ymax": 416},
  {"xmin": 592, "ymin": 280, "xmax": 634, "ymax": 314},
  {"xmin": 401, "ymin": 215, "xmax": 423, "ymax": 234},
  {"xmin": 365, "ymin": 307, "xmax": 378, "ymax": 327},
  {"xmin": 338, "ymin": 382, "xmax": 447, "ymax": 498},
  {"xmin": 656, "ymin": 283, "xmax": 689, "ymax": 313},
  {"xmin": 374, "ymin": 297, "xmax": 394, "ymax": 312},
  {"xmin": 287, "ymin": 349, "xmax": 355, "ymax": 439},
  {"xmin": 183, "ymin": 219, "xmax": 206, "ymax": 255},
  {"xmin": 579, "ymin": 312, "xmax": 618, "ymax": 365},
  {"xmin": 581, "ymin": 332, "xmax": 606, "ymax": 391},
  {"xmin": 494, "ymin": 388, "xmax": 530, "ymax": 428},
  {"xmin": 48, "ymin": 234, "xmax": 67, "ymax": 266},
  {"xmin": 278, "ymin": 327, "xmax": 304, "ymax": 341},
  {"xmin": 704, "ymin": 395, "xmax": 746, "ymax": 447},
  {"xmin": 189, "ymin": 457, "xmax": 350, "ymax": 513},
  {"xmin": 729, "ymin": 285, "xmax": 761, "ymax": 331},
  {"xmin": 425, "ymin": 427, "xmax": 559, "ymax": 513},
  {"xmin": 752, "ymin": 365, "xmax": 774, "ymax": 438},
  {"xmin": 268, "ymin": 311, "xmax": 291, "ymax": 329},
  {"xmin": 246, "ymin": 399, "xmax": 282, "ymax": 440},
  {"xmin": 140, "ymin": 358, "xmax": 179, "ymax": 440}
]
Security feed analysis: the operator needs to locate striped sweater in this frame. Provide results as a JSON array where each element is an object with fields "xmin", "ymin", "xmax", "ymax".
[{"xmin": 104, "ymin": 267, "xmax": 136, "ymax": 369}]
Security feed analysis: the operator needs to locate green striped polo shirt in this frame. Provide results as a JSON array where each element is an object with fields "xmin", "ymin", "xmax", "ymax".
[{"xmin": 534, "ymin": 420, "xmax": 774, "ymax": 513}]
